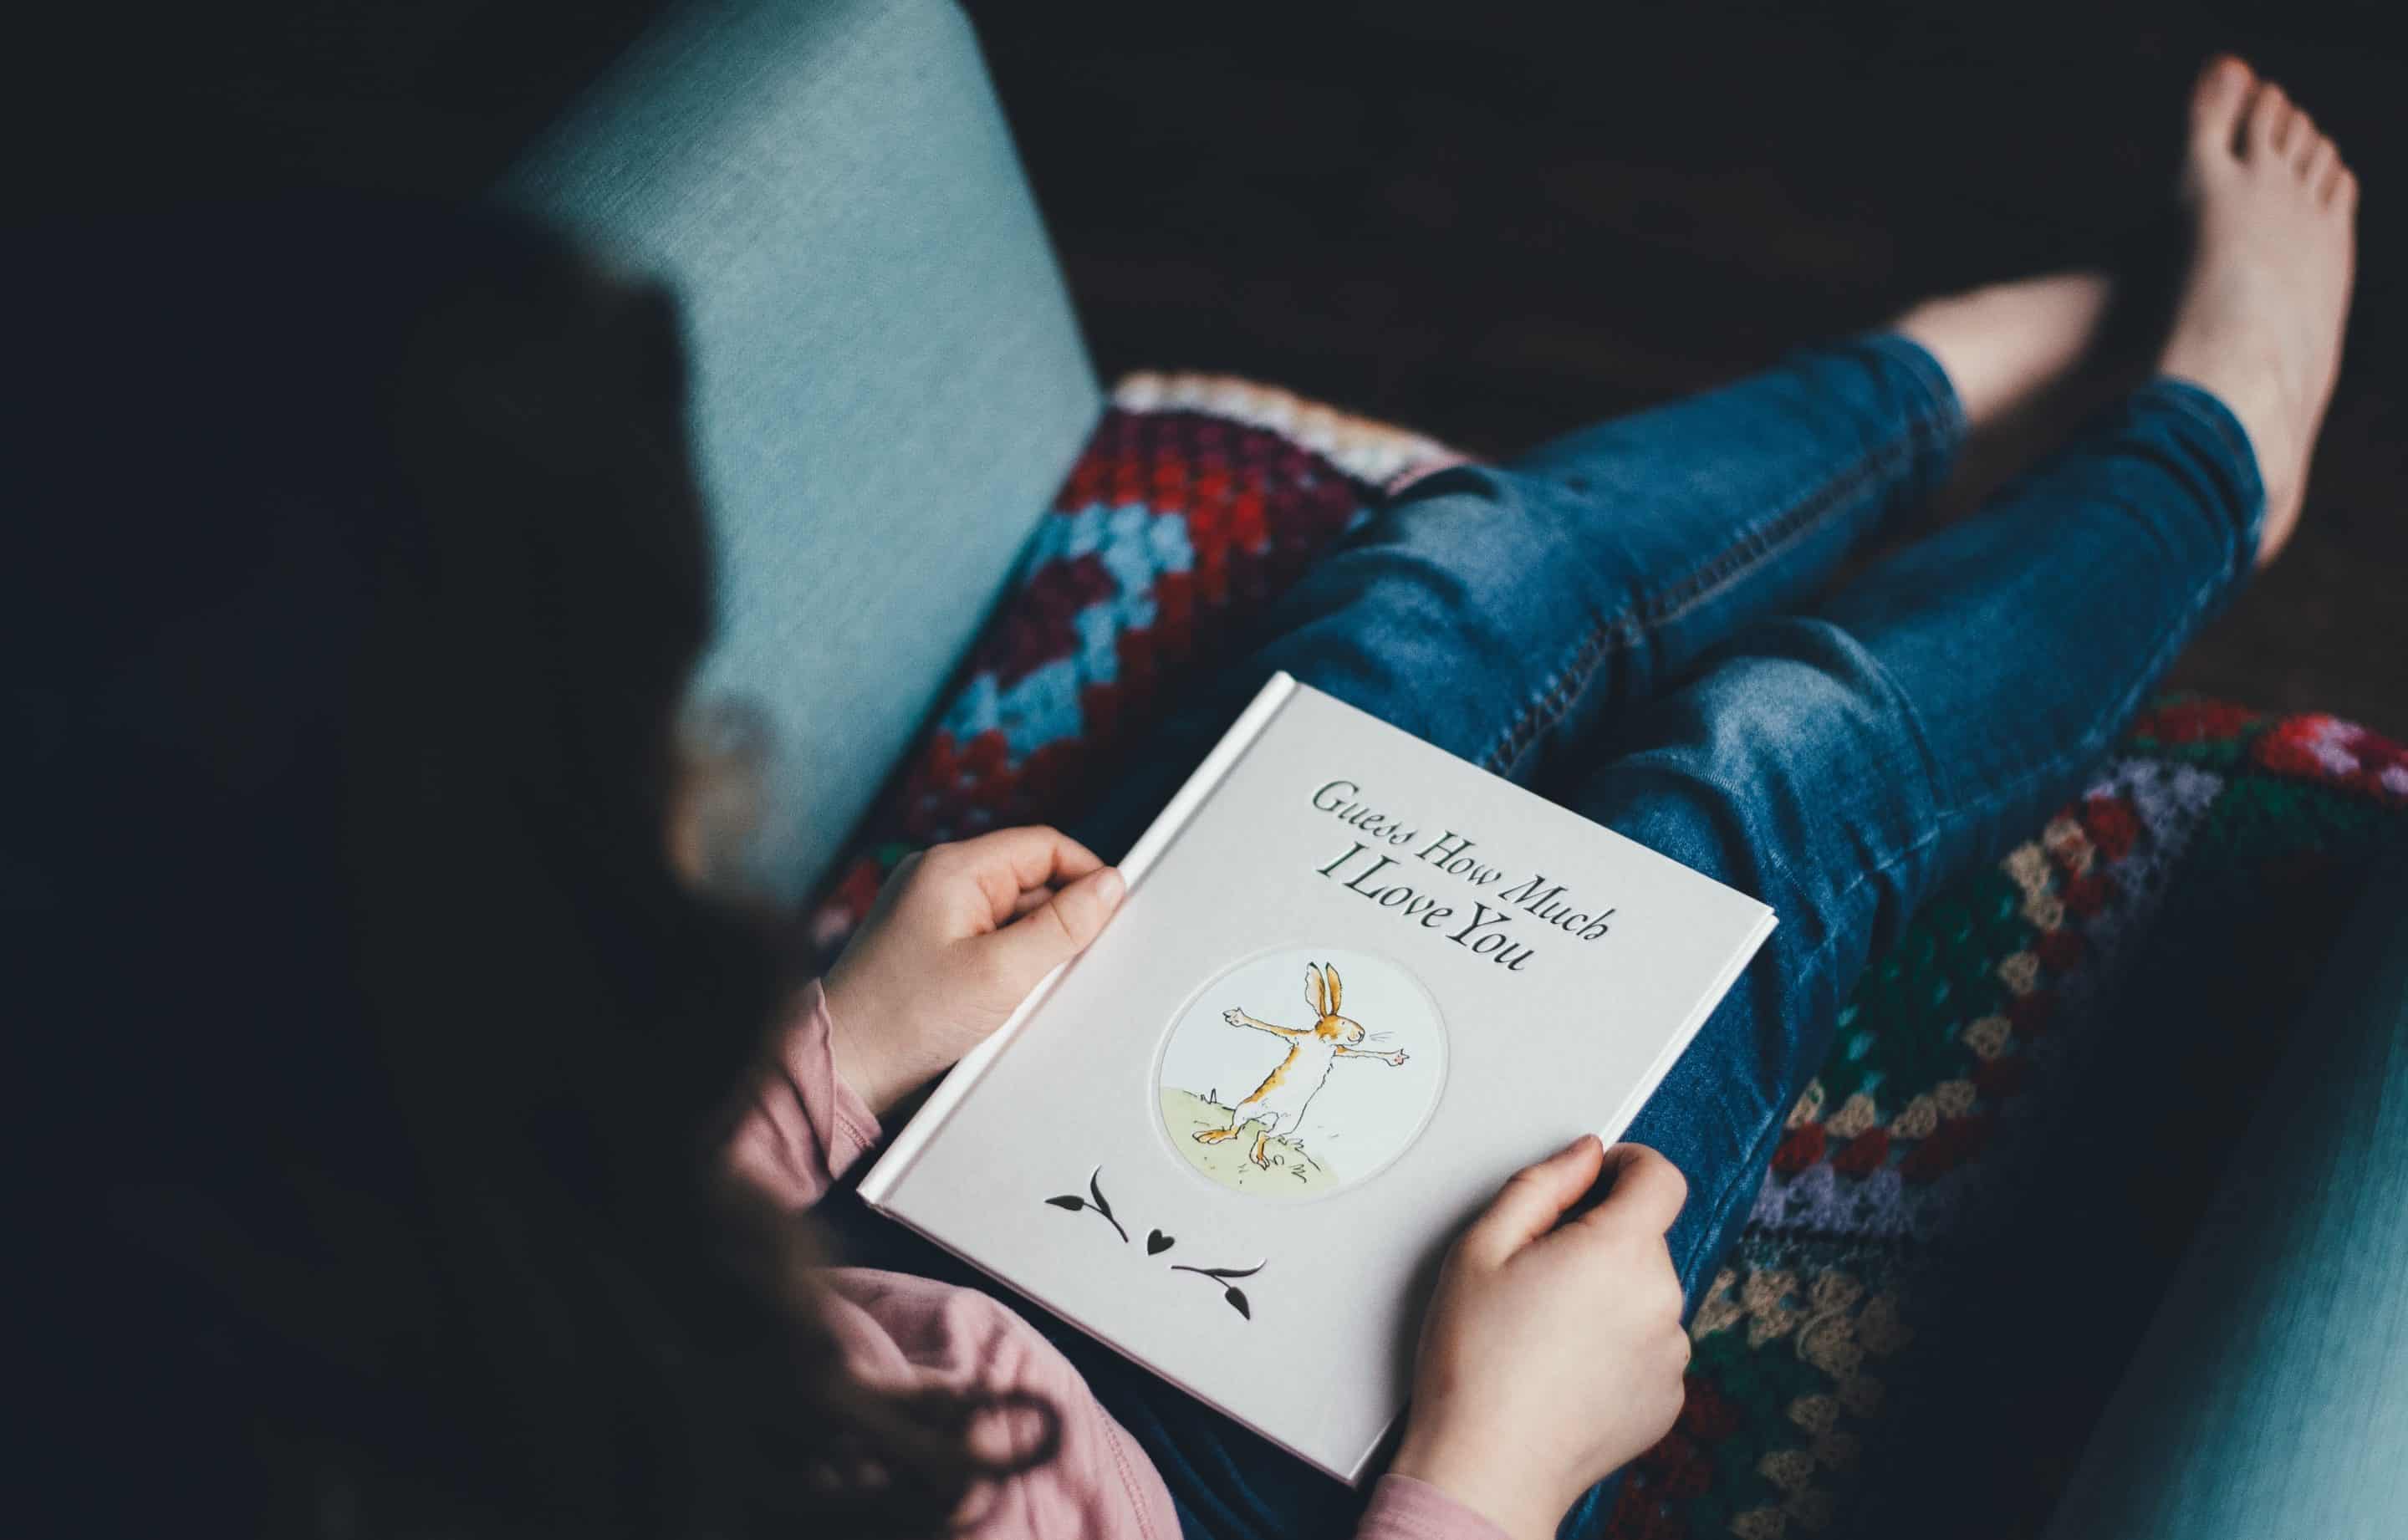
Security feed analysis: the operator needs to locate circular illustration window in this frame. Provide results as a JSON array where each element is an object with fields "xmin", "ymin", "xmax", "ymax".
[{"xmin": 1156, "ymin": 947, "xmax": 1446, "ymax": 1198}]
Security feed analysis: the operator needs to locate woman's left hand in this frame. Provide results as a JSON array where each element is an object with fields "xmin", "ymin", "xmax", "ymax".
[{"xmin": 822, "ymin": 826, "xmax": 1125, "ymax": 1117}]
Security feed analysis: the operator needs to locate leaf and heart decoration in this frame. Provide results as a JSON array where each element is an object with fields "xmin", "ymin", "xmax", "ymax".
[
  {"xmin": 1169, "ymin": 1260, "xmax": 1264, "ymax": 1318},
  {"xmin": 1044, "ymin": 1170, "xmax": 1127, "ymax": 1243},
  {"xmin": 1044, "ymin": 1167, "xmax": 1264, "ymax": 1318}
]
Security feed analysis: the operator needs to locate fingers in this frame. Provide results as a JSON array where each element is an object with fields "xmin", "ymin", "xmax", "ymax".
[
  {"xmin": 968, "ymin": 825, "xmax": 1105, "ymax": 885},
  {"xmin": 892, "ymin": 827, "xmax": 1122, "ymax": 999},
  {"xmin": 975, "ymin": 864, "xmax": 1126, "ymax": 996},
  {"xmin": 1574, "ymin": 1144, "xmax": 1689, "ymax": 1237},
  {"xmin": 926, "ymin": 826, "xmax": 1106, "ymax": 926},
  {"xmin": 1462, "ymin": 1133, "xmax": 1605, "ymax": 1264}
]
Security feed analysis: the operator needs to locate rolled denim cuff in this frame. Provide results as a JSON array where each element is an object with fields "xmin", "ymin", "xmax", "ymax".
[
  {"xmin": 1856, "ymin": 330, "xmax": 1971, "ymax": 450},
  {"xmin": 2136, "ymin": 374, "xmax": 2270, "ymax": 592},
  {"xmin": 1842, "ymin": 330, "xmax": 1971, "ymax": 508}
]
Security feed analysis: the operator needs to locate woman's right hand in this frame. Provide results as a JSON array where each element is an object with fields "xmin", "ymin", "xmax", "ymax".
[{"xmin": 1389, "ymin": 1135, "xmax": 1691, "ymax": 1540}]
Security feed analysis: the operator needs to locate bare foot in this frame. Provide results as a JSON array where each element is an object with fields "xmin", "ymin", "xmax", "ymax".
[
  {"xmin": 1896, "ymin": 270, "xmax": 2117, "ymax": 432},
  {"xmin": 2158, "ymin": 55, "xmax": 2358, "ymax": 565}
]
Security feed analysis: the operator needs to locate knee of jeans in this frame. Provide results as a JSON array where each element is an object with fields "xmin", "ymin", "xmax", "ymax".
[
  {"xmin": 1402, "ymin": 453, "xmax": 1628, "ymax": 537},
  {"xmin": 1348, "ymin": 464, "xmax": 1614, "ymax": 630},
  {"xmin": 1592, "ymin": 615, "xmax": 1948, "ymax": 1001},
  {"xmin": 1380, "ymin": 458, "xmax": 1517, "ymax": 515}
]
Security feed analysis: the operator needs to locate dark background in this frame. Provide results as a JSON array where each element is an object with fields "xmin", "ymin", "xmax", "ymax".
[
  {"xmin": 28, "ymin": 0, "xmax": 2397, "ymax": 730},
  {"xmin": 971, "ymin": 1, "xmax": 2404, "ymax": 735}
]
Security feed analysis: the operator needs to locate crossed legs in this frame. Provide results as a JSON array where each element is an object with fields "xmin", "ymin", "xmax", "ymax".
[{"xmin": 1053, "ymin": 53, "xmax": 2354, "ymax": 1540}]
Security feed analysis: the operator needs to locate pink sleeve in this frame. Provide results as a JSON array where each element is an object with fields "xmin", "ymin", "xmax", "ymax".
[
  {"xmin": 723, "ymin": 979, "xmax": 881, "ymax": 1210},
  {"xmin": 1354, "ymin": 1476, "xmax": 1518, "ymax": 1540}
]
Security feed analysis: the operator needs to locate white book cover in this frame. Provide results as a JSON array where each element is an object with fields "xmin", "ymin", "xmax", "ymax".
[{"xmin": 858, "ymin": 673, "xmax": 1775, "ymax": 1482}]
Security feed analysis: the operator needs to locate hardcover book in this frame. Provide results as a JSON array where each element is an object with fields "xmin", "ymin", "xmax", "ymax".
[{"xmin": 858, "ymin": 673, "xmax": 1776, "ymax": 1481}]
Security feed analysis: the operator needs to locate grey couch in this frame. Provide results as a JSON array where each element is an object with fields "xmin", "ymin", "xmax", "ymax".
[
  {"xmin": 500, "ymin": 4, "xmax": 2408, "ymax": 1532},
  {"xmin": 502, "ymin": 0, "xmax": 1099, "ymax": 897}
]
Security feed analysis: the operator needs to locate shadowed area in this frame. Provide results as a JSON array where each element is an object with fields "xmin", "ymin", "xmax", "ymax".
[
  {"xmin": 966, "ymin": 0, "xmax": 2404, "ymax": 734},
  {"xmin": 23, "ymin": 1, "xmax": 2395, "ymax": 734}
]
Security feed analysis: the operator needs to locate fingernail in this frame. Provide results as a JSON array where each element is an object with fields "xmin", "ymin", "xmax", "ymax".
[
  {"xmin": 1096, "ymin": 867, "xmax": 1125, "ymax": 905},
  {"xmin": 1561, "ymin": 1132, "xmax": 1598, "ymax": 1157}
]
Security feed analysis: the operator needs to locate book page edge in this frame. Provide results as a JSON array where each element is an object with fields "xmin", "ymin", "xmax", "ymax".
[{"xmin": 1594, "ymin": 907, "xmax": 1778, "ymax": 1145}]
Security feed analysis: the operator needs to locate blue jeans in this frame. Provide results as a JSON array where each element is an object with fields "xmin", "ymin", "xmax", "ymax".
[{"xmin": 822, "ymin": 335, "xmax": 2264, "ymax": 1538}]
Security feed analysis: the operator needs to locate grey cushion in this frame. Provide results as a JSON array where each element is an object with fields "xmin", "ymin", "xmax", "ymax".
[{"xmin": 499, "ymin": 0, "xmax": 1099, "ymax": 895}]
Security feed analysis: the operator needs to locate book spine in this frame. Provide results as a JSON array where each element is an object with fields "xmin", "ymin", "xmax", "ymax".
[{"xmin": 856, "ymin": 670, "xmax": 1302, "ymax": 1207}]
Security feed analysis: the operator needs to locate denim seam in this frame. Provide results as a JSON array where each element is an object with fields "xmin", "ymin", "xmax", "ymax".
[
  {"xmin": 1481, "ymin": 417, "xmax": 1952, "ymax": 778},
  {"xmin": 1482, "ymin": 338, "xmax": 1963, "ymax": 778},
  {"xmin": 1644, "ymin": 445, "xmax": 1916, "ymax": 633}
]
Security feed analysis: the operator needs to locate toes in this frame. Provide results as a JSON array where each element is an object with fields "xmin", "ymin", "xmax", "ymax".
[
  {"xmin": 2288, "ymin": 112, "xmax": 2320, "ymax": 170},
  {"xmin": 2269, "ymin": 94, "xmax": 2303, "ymax": 157},
  {"xmin": 2191, "ymin": 54, "xmax": 2256, "ymax": 148},
  {"xmin": 2246, "ymin": 81, "xmax": 2294, "ymax": 161},
  {"xmin": 2303, "ymin": 135, "xmax": 2339, "ymax": 188}
]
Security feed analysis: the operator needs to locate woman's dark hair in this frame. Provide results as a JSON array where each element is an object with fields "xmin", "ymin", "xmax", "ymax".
[{"xmin": 20, "ymin": 199, "xmax": 1046, "ymax": 1537}]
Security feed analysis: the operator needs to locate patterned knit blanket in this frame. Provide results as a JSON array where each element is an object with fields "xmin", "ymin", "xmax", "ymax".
[{"xmin": 809, "ymin": 377, "xmax": 2408, "ymax": 1540}]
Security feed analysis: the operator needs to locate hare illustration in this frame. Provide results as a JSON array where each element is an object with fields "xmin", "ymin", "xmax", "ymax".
[{"xmin": 1194, "ymin": 962, "xmax": 1409, "ymax": 1169}]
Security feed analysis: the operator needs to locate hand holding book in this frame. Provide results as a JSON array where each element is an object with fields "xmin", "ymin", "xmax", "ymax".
[
  {"xmin": 824, "ymin": 826, "xmax": 1127, "ymax": 1116},
  {"xmin": 1390, "ymin": 1135, "xmax": 1691, "ymax": 1540}
]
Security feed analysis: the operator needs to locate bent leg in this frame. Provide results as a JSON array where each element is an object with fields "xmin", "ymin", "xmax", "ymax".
[
  {"xmin": 1546, "ymin": 377, "xmax": 2258, "ymax": 1537},
  {"xmin": 1577, "ymin": 378, "xmax": 2263, "ymax": 1300},
  {"xmin": 1074, "ymin": 337, "xmax": 1962, "ymax": 855}
]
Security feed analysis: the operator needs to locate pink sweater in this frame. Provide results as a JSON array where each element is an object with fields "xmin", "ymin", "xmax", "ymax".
[{"xmin": 724, "ymin": 982, "xmax": 1508, "ymax": 1540}]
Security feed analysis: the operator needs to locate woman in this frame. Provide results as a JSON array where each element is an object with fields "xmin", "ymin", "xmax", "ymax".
[{"xmin": 35, "ymin": 55, "xmax": 2351, "ymax": 1540}]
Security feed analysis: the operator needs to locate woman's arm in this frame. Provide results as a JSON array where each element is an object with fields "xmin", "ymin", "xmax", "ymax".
[
  {"xmin": 725, "ymin": 826, "xmax": 1125, "ymax": 1210},
  {"xmin": 722, "ymin": 979, "xmax": 883, "ymax": 1210},
  {"xmin": 1356, "ymin": 1475, "xmax": 1518, "ymax": 1540}
]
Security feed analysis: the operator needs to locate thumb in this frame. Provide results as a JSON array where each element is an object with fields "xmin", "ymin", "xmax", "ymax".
[
  {"xmin": 1571, "ymin": 1143, "xmax": 1689, "ymax": 1238},
  {"xmin": 1462, "ymin": 1133, "xmax": 1604, "ymax": 1265},
  {"xmin": 976, "ymin": 865, "xmax": 1125, "ymax": 997}
]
